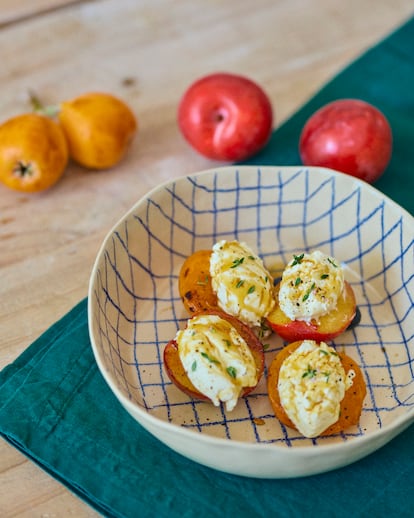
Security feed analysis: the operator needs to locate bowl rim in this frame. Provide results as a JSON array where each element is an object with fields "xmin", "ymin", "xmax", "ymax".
[{"xmin": 88, "ymin": 165, "xmax": 414, "ymax": 455}]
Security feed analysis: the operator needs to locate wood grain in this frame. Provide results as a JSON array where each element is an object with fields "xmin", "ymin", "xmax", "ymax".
[
  {"xmin": 0, "ymin": 0, "xmax": 83, "ymax": 26},
  {"xmin": 0, "ymin": 0, "xmax": 413, "ymax": 515}
]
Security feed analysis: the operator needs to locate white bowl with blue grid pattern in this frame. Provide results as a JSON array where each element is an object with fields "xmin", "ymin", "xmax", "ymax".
[{"xmin": 88, "ymin": 165, "xmax": 414, "ymax": 478}]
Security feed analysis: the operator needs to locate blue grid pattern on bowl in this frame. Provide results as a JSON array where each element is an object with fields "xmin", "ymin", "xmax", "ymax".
[{"xmin": 91, "ymin": 166, "xmax": 414, "ymax": 447}]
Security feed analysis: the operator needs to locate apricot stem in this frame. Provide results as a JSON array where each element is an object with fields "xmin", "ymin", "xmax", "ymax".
[{"xmin": 29, "ymin": 90, "xmax": 60, "ymax": 118}]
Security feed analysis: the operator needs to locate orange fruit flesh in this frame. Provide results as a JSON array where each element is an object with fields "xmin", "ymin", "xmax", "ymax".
[{"xmin": 178, "ymin": 249, "xmax": 219, "ymax": 314}]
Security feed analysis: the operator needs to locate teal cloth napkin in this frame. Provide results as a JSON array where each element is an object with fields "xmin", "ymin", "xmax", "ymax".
[{"xmin": 1, "ymin": 17, "xmax": 414, "ymax": 518}]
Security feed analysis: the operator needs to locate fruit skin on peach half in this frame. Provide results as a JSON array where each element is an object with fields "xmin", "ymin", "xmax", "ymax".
[
  {"xmin": 163, "ymin": 310, "xmax": 265, "ymax": 402},
  {"xmin": 267, "ymin": 281, "xmax": 357, "ymax": 342},
  {"xmin": 58, "ymin": 92, "xmax": 137, "ymax": 170},
  {"xmin": 0, "ymin": 113, "xmax": 68, "ymax": 193}
]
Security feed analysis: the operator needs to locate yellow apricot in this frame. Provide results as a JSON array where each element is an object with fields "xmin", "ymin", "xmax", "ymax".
[
  {"xmin": 58, "ymin": 92, "xmax": 137, "ymax": 169},
  {"xmin": 0, "ymin": 113, "xmax": 68, "ymax": 193}
]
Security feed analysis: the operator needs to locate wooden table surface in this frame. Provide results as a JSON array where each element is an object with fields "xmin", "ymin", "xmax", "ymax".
[{"xmin": 1, "ymin": 0, "xmax": 413, "ymax": 515}]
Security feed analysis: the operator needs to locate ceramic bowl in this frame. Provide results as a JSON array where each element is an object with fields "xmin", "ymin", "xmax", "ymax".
[{"xmin": 88, "ymin": 165, "xmax": 414, "ymax": 478}]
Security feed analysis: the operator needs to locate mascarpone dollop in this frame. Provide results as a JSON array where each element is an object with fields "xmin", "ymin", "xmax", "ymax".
[
  {"xmin": 177, "ymin": 314, "xmax": 258, "ymax": 411},
  {"xmin": 278, "ymin": 250, "xmax": 344, "ymax": 322},
  {"xmin": 278, "ymin": 340, "xmax": 355, "ymax": 437},
  {"xmin": 210, "ymin": 240, "xmax": 275, "ymax": 328}
]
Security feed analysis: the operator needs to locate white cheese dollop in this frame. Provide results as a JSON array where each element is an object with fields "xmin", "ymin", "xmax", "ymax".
[
  {"xmin": 277, "ymin": 340, "xmax": 355, "ymax": 437},
  {"xmin": 278, "ymin": 250, "xmax": 345, "ymax": 322},
  {"xmin": 176, "ymin": 314, "xmax": 258, "ymax": 411},
  {"xmin": 210, "ymin": 240, "xmax": 275, "ymax": 328}
]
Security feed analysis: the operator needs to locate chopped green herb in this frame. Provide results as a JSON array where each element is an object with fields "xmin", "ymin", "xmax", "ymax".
[
  {"xmin": 258, "ymin": 321, "xmax": 271, "ymax": 339},
  {"xmin": 201, "ymin": 352, "xmax": 220, "ymax": 364},
  {"xmin": 263, "ymin": 343, "xmax": 270, "ymax": 350},
  {"xmin": 291, "ymin": 253, "xmax": 304, "ymax": 266},
  {"xmin": 302, "ymin": 282, "xmax": 315, "ymax": 302},
  {"xmin": 223, "ymin": 339, "xmax": 231, "ymax": 347},
  {"xmin": 247, "ymin": 285, "xmax": 256, "ymax": 294},
  {"xmin": 302, "ymin": 365, "xmax": 317, "ymax": 379},
  {"xmin": 226, "ymin": 366, "xmax": 237, "ymax": 379},
  {"xmin": 236, "ymin": 279, "xmax": 245, "ymax": 288},
  {"xmin": 248, "ymin": 255, "xmax": 256, "ymax": 260},
  {"xmin": 320, "ymin": 274, "xmax": 329, "ymax": 279},
  {"xmin": 327, "ymin": 257, "xmax": 338, "ymax": 268},
  {"xmin": 319, "ymin": 349, "xmax": 329, "ymax": 355},
  {"xmin": 294, "ymin": 276, "xmax": 301, "ymax": 286},
  {"xmin": 231, "ymin": 257, "xmax": 245, "ymax": 268},
  {"xmin": 323, "ymin": 371, "xmax": 331, "ymax": 381},
  {"xmin": 191, "ymin": 360, "xmax": 197, "ymax": 372}
]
